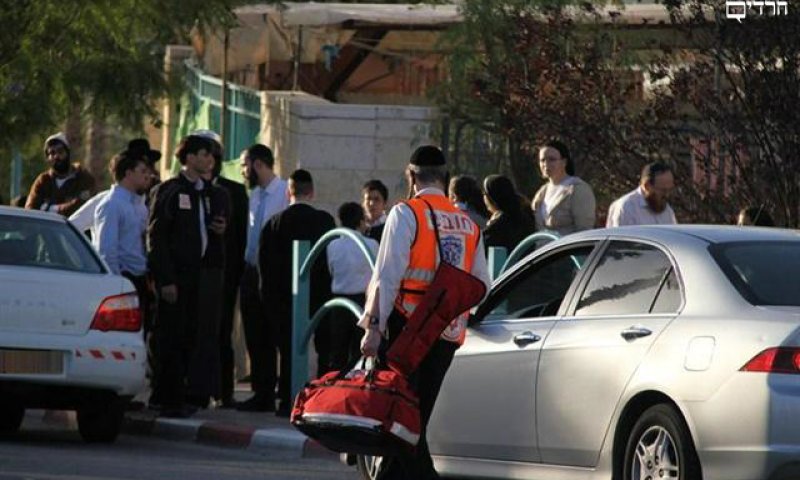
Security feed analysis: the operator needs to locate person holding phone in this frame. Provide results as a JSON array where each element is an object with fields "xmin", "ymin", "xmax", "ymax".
[{"xmin": 147, "ymin": 135, "xmax": 230, "ymax": 417}]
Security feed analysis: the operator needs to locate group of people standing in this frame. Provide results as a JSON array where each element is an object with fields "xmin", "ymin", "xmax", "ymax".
[{"xmin": 17, "ymin": 129, "xmax": 781, "ymax": 479}]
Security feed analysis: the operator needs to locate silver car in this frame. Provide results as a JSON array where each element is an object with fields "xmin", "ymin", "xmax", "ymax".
[{"xmin": 401, "ymin": 225, "xmax": 800, "ymax": 480}]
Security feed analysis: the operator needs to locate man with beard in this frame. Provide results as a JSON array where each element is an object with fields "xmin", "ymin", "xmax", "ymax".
[
  {"xmin": 26, "ymin": 132, "xmax": 96, "ymax": 217},
  {"xmin": 606, "ymin": 162, "xmax": 677, "ymax": 227},
  {"xmin": 236, "ymin": 143, "xmax": 289, "ymax": 412}
]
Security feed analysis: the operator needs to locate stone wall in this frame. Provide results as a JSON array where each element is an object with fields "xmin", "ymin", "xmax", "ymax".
[{"xmin": 260, "ymin": 91, "xmax": 437, "ymax": 216}]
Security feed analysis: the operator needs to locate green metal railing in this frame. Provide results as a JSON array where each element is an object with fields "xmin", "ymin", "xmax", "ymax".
[
  {"xmin": 180, "ymin": 63, "xmax": 262, "ymax": 164},
  {"xmin": 291, "ymin": 229, "xmax": 377, "ymax": 399},
  {"xmin": 289, "ymin": 229, "xmax": 560, "ymax": 398}
]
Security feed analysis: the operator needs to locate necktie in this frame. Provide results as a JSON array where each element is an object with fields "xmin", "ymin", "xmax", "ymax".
[{"xmin": 196, "ymin": 180, "xmax": 208, "ymax": 257}]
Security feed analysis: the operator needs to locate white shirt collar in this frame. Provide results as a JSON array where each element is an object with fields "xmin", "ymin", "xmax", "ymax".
[{"xmin": 415, "ymin": 187, "xmax": 445, "ymax": 197}]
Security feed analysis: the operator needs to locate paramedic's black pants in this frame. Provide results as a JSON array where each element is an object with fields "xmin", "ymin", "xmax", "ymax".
[{"xmin": 377, "ymin": 308, "xmax": 457, "ymax": 480}]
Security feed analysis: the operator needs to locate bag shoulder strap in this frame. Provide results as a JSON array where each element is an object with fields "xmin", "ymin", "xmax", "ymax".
[{"xmin": 418, "ymin": 198, "xmax": 446, "ymax": 265}]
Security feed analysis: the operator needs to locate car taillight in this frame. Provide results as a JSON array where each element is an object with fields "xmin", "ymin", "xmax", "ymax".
[
  {"xmin": 740, "ymin": 347, "xmax": 800, "ymax": 374},
  {"xmin": 90, "ymin": 293, "xmax": 141, "ymax": 332}
]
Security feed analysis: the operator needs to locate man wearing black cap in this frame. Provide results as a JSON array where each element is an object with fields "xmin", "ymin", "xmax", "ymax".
[
  {"xmin": 26, "ymin": 132, "xmax": 97, "ymax": 217},
  {"xmin": 358, "ymin": 145, "xmax": 491, "ymax": 479},
  {"xmin": 258, "ymin": 169, "xmax": 335, "ymax": 417}
]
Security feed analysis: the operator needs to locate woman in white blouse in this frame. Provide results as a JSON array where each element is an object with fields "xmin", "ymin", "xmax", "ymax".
[{"xmin": 531, "ymin": 140, "xmax": 597, "ymax": 236}]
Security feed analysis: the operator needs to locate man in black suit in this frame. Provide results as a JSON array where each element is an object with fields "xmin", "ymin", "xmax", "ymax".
[
  {"xmin": 147, "ymin": 135, "xmax": 229, "ymax": 418},
  {"xmin": 258, "ymin": 169, "xmax": 335, "ymax": 416},
  {"xmin": 195, "ymin": 130, "xmax": 249, "ymax": 408}
]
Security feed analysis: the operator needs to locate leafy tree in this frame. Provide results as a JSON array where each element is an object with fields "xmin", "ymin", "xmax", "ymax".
[
  {"xmin": 434, "ymin": 0, "xmax": 800, "ymax": 226},
  {"xmin": 0, "ymin": 0, "xmax": 242, "ymax": 198}
]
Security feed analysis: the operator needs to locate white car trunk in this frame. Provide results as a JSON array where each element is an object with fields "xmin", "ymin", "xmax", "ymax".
[{"xmin": 0, "ymin": 267, "xmax": 126, "ymax": 336}]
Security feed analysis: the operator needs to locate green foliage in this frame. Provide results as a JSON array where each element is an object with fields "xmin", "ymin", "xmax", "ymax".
[
  {"xmin": 0, "ymin": 0, "xmax": 243, "ymax": 199},
  {"xmin": 434, "ymin": 0, "xmax": 800, "ymax": 226}
]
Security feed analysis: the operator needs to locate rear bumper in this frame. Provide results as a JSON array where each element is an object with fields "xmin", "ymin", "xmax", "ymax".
[
  {"xmin": 687, "ymin": 373, "xmax": 800, "ymax": 480},
  {"xmin": 0, "ymin": 330, "xmax": 146, "ymax": 401}
]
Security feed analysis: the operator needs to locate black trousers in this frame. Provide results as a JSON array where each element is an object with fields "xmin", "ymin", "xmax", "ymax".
[
  {"xmin": 186, "ymin": 268, "xmax": 223, "ymax": 403},
  {"xmin": 153, "ymin": 268, "xmax": 223, "ymax": 409},
  {"xmin": 153, "ymin": 273, "xmax": 199, "ymax": 409},
  {"xmin": 376, "ymin": 309, "xmax": 458, "ymax": 480},
  {"xmin": 328, "ymin": 293, "xmax": 366, "ymax": 372},
  {"xmin": 218, "ymin": 270, "xmax": 240, "ymax": 402},
  {"xmin": 240, "ymin": 265, "xmax": 277, "ymax": 400}
]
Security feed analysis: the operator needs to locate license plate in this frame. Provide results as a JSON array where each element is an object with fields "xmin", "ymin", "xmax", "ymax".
[{"xmin": 0, "ymin": 349, "xmax": 64, "ymax": 374}]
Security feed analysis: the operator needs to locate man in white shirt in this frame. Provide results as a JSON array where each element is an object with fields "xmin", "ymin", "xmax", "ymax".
[
  {"xmin": 358, "ymin": 145, "xmax": 491, "ymax": 479},
  {"xmin": 606, "ymin": 162, "xmax": 677, "ymax": 227},
  {"xmin": 237, "ymin": 143, "xmax": 289, "ymax": 412},
  {"xmin": 326, "ymin": 202, "xmax": 379, "ymax": 371},
  {"xmin": 70, "ymin": 138, "xmax": 160, "ymax": 237}
]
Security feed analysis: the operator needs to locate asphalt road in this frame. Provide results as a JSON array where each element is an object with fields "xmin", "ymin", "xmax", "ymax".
[{"xmin": 0, "ymin": 415, "xmax": 357, "ymax": 480}]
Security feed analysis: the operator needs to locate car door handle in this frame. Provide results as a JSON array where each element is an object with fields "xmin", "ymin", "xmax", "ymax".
[
  {"xmin": 513, "ymin": 331, "xmax": 541, "ymax": 347},
  {"xmin": 621, "ymin": 325, "xmax": 653, "ymax": 340}
]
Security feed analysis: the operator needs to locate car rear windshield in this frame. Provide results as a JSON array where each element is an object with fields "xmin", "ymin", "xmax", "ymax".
[
  {"xmin": 0, "ymin": 215, "xmax": 104, "ymax": 274},
  {"xmin": 710, "ymin": 241, "xmax": 800, "ymax": 306}
]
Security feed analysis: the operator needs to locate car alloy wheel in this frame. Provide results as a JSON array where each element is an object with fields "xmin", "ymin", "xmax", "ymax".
[
  {"xmin": 623, "ymin": 404, "xmax": 701, "ymax": 480},
  {"xmin": 356, "ymin": 455, "xmax": 383, "ymax": 480},
  {"xmin": 631, "ymin": 426, "xmax": 679, "ymax": 479}
]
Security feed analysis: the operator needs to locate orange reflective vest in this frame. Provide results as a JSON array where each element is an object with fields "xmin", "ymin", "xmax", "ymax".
[{"xmin": 394, "ymin": 194, "xmax": 481, "ymax": 345}]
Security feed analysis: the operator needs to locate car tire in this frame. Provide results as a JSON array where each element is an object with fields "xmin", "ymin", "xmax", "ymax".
[
  {"xmin": 623, "ymin": 404, "xmax": 701, "ymax": 480},
  {"xmin": 356, "ymin": 455, "xmax": 383, "ymax": 480},
  {"xmin": 77, "ymin": 397, "xmax": 125, "ymax": 443},
  {"xmin": 0, "ymin": 400, "xmax": 24, "ymax": 432}
]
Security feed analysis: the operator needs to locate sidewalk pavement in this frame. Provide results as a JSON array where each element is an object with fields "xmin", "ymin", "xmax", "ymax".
[{"xmin": 123, "ymin": 387, "xmax": 338, "ymax": 461}]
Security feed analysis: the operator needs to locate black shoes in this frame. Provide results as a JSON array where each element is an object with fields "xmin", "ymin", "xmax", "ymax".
[{"xmin": 236, "ymin": 395, "xmax": 275, "ymax": 412}]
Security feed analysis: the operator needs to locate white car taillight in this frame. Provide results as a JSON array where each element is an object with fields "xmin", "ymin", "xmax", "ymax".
[{"xmin": 90, "ymin": 292, "xmax": 141, "ymax": 332}]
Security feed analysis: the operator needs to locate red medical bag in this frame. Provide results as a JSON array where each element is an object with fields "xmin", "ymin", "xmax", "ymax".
[
  {"xmin": 291, "ymin": 199, "xmax": 486, "ymax": 455},
  {"xmin": 291, "ymin": 361, "xmax": 420, "ymax": 455}
]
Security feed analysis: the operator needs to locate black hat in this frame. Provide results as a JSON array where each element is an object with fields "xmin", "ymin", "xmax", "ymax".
[
  {"xmin": 127, "ymin": 138, "xmax": 161, "ymax": 164},
  {"xmin": 409, "ymin": 145, "xmax": 446, "ymax": 169}
]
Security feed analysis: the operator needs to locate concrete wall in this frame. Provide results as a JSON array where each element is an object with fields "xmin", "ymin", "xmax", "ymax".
[{"xmin": 260, "ymin": 91, "xmax": 438, "ymax": 216}]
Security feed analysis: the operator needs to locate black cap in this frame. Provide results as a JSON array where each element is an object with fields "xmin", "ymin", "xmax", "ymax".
[
  {"xmin": 409, "ymin": 145, "xmax": 446, "ymax": 169},
  {"xmin": 127, "ymin": 138, "xmax": 161, "ymax": 164}
]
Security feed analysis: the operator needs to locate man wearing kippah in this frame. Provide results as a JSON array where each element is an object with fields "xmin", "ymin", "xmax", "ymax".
[
  {"xmin": 358, "ymin": 145, "xmax": 491, "ymax": 479},
  {"xmin": 26, "ymin": 132, "xmax": 97, "ymax": 217}
]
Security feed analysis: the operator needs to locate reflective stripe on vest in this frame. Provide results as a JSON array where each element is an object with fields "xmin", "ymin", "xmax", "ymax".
[{"xmin": 394, "ymin": 194, "xmax": 480, "ymax": 345}]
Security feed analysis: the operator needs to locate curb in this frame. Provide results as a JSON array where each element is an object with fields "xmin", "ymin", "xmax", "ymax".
[{"xmin": 123, "ymin": 413, "xmax": 337, "ymax": 460}]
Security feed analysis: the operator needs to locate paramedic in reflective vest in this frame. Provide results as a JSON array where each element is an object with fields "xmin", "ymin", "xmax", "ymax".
[{"xmin": 359, "ymin": 145, "xmax": 491, "ymax": 479}]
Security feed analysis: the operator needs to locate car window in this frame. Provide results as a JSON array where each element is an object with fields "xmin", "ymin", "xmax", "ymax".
[
  {"xmin": 483, "ymin": 245, "xmax": 594, "ymax": 320},
  {"xmin": 650, "ymin": 267, "xmax": 681, "ymax": 313},
  {"xmin": 0, "ymin": 216, "xmax": 103, "ymax": 273},
  {"xmin": 710, "ymin": 241, "xmax": 800, "ymax": 306},
  {"xmin": 575, "ymin": 241, "xmax": 673, "ymax": 316}
]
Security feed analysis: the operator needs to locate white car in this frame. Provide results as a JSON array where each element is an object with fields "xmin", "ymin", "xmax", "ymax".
[{"xmin": 0, "ymin": 206, "xmax": 146, "ymax": 442}]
